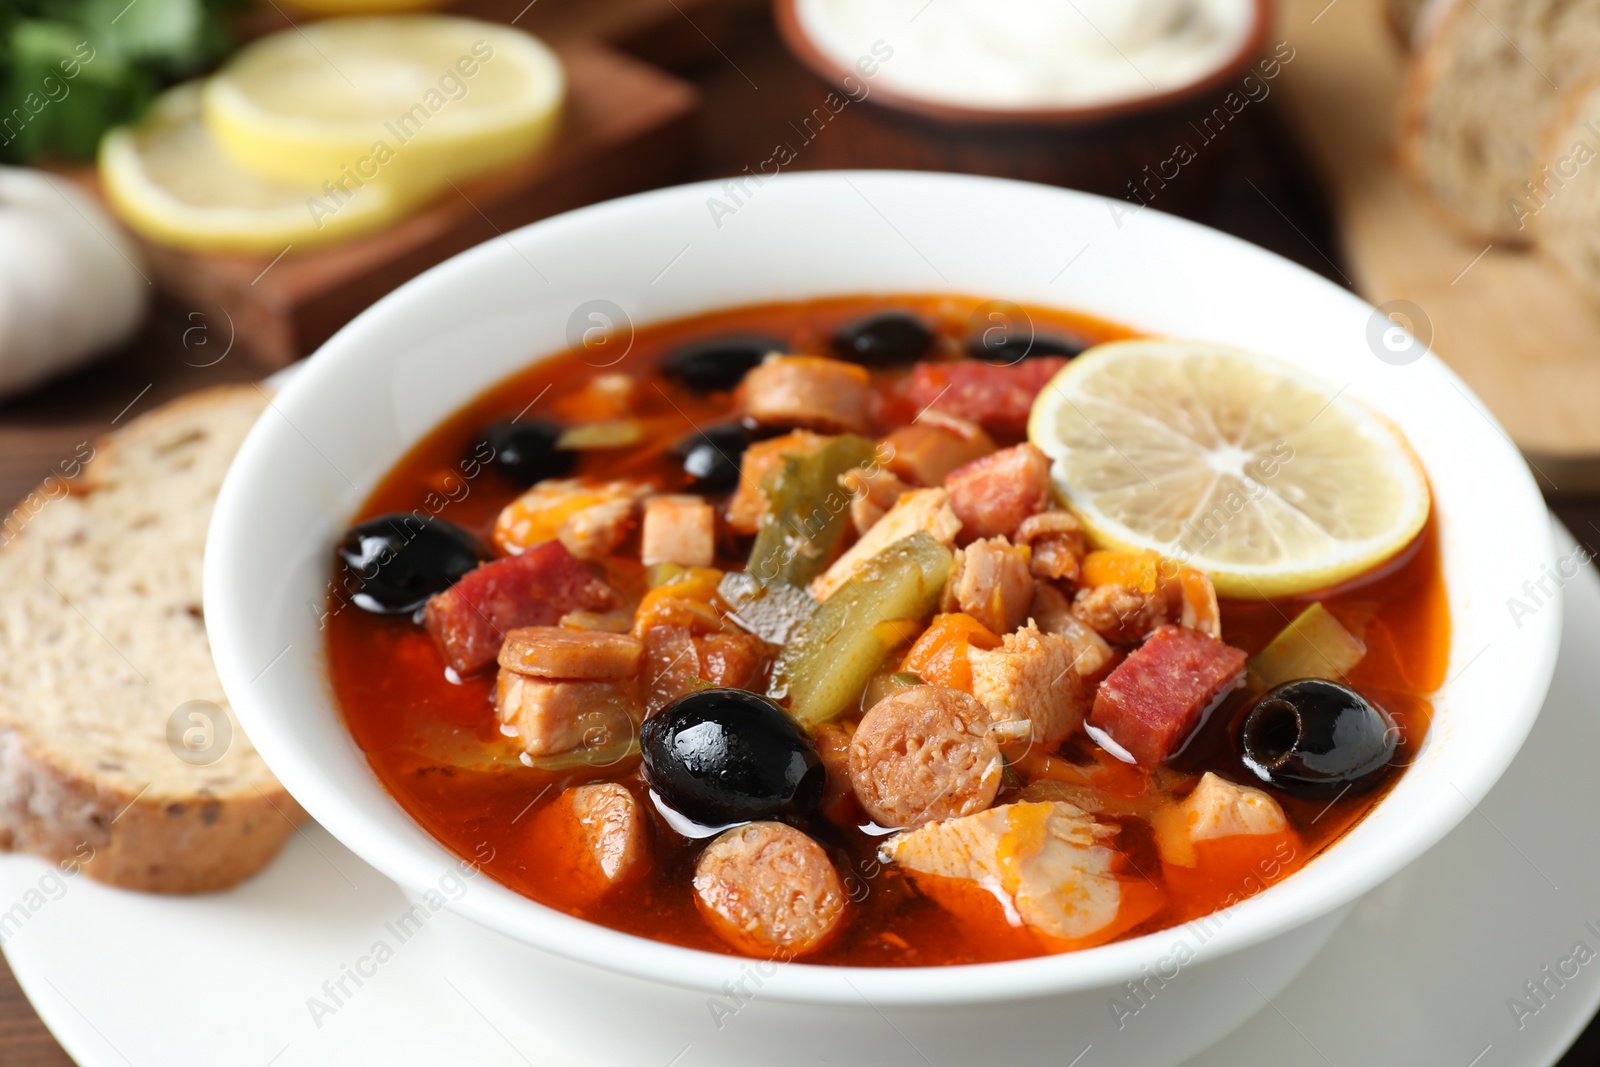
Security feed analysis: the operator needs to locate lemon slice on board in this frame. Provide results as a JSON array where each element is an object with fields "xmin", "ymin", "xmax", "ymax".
[
  {"xmin": 201, "ymin": 16, "xmax": 565, "ymax": 193},
  {"xmin": 1027, "ymin": 340, "xmax": 1431, "ymax": 599},
  {"xmin": 100, "ymin": 83, "xmax": 416, "ymax": 254}
]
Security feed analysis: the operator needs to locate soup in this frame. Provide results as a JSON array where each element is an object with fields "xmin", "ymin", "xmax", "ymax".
[{"xmin": 325, "ymin": 294, "xmax": 1448, "ymax": 966}]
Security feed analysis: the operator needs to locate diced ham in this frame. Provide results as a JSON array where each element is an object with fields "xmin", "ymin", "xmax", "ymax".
[
  {"xmin": 942, "ymin": 536, "xmax": 1035, "ymax": 634},
  {"xmin": 641, "ymin": 495, "xmax": 715, "ymax": 568},
  {"xmin": 741, "ymin": 355, "xmax": 872, "ymax": 434},
  {"xmin": 423, "ymin": 541, "xmax": 617, "ymax": 675},
  {"xmin": 809, "ymin": 487, "xmax": 961, "ymax": 601},
  {"xmin": 497, "ymin": 626, "xmax": 643, "ymax": 680},
  {"xmin": 879, "ymin": 418, "xmax": 996, "ymax": 487},
  {"xmin": 1089, "ymin": 625, "xmax": 1249, "ymax": 766},
  {"xmin": 906, "ymin": 357, "xmax": 1069, "ymax": 438},
  {"xmin": 849, "ymin": 686, "xmax": 1002, "ymax": 829},
  {"xmin": 1015, "ymin": 510, "xmax": 1087, "ymax": 584},
  {"xmin": 943, "ymin": 443, "xmax": 1052, "ymax": 541},
  {"xmin": 493, "ymin": 479, "xmax": 651, "ymax": 560},
  {"xmin": 1073, "ymin": 583, "xmax": 1169, "ymax": 644},
  {"xmin": 967, "ymin": 621, "xmax": 1091, "ymax": 747},
  {"xmin": 726, "ymin": 430, "xmax": 830, "ymax": 535},
  {"xmin": 840, "ymin": 464, "xmax": 911, "ymax": 536},
  {"xmin": 693, "ymin": 822, "xmax": 846, "ymax": 957},
  {"xmin": 882, "ymin": 800, "xmax": 1158, "ymax": 949},
  {"xmin": 1027, "ymin": 582, "xmax": 1114, "ymax": 678},
  {"xmin": 1153, "ymin": 772, "xmax": 1288, "ymax": 868},
  {"xmin": 532, "ymin": 783, "xmax": 652, "ymax": 903},
  {"xmin": 494, "ymin": 673, "xmax": 639, "ymax": 756}
]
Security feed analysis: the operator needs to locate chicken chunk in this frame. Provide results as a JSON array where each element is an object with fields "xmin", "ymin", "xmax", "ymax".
[
  {"xmin": 967, "ymin": 622, "xmax": 1092, "ymax": 747},
  {"xmin": 532, "ymin": 783, "xmax": 652, "ymax": 904},
  {"xmin": 693, "ymin": 822, "xmax": 845, "ymax": 957},
  {"xmin": 880, "ymin": 417, "xmax": 996, "ymax": 487},
  {"xmin": 809, "ymin": 487, "xmax": 961, "ymax": 601},
  {"xmin": 1089, "ymin": 625, "xmax": 1249, "ymax": 766},
  {"xmin": 494, "ymin": 673, "xmax": 640, "ymax": 756},
  {"xmin": 741, "ymin": 355, "xmax": 872, "ymax": 435},
  {"xmin": 1027, "ymin": 582, "xmax": 1114, "ymax": 677},
  {"xmin": 849, "ymin": 686, "xmax": 1003, "ymax": 829},
  {"xmin": 640, "ymin": 495, "xmax": 716, "ymax": 568},
  {"xmin": 727, "ymin": 430, "xmax": 830, "ymax": 535},
  {"xmin": 493, "ymin": 479, "xmax": 651, "ymax": 560},
  {"xmin": 883, "ymin": 800, "xmax": 1158, "ymax": 949},
  {"xmin": 1154, "ymin": 773, "xmax": 1288, "ymax": 868},
  {"xmin": 497, "ymin": 626, "xmax": 643, "ymax": 680},
  {"xmin": 1015, "ymin": 510, "xmax": 1087, "ymax": 584},
  {"xmin": 943, "ymin": 443, "xmax": 1052, "ymax": 541},
  {"xmin": 942, "ymin": 536, "xmax": 1035, "ymax": 635},
  {"xmin": 1072, "ymin": 582, "xmax": 1168, "ymax": 644},
  {"xmin": 841, "ymin": 464, "xmax": 911, "ymax": 536}
]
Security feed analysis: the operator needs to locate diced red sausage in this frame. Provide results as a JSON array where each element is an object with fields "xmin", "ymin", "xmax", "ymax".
[
  {"xmin": 1089, "ymin": 625, "xmax": 1248, "ymax": 765},
  {"xmin": 943, "ymin": 443, "xmax": 1052, "ymax": 541},
  {"xmin": 693, "ymin": 822, "xmax": 845, "ymax": 957},
  {"xmin": 423, "ymin": 541, "xmax": 617, "ymax": 675},
  {"xmin": 906, "ymin": 357, "xmax": 1068, "ymax": 438}
]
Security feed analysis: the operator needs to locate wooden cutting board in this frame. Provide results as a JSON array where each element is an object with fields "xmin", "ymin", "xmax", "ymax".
[
  {"xmin": 1274, "ymin": 0, "xmax": 1600, "ymax": 494},
  {"xmin": 105, "ymin": 41, "xmax": 697, "ymax": 369}
]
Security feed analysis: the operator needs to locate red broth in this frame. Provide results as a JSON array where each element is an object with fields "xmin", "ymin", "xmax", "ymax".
[{"xmin": 326, "ymin": 295, "xmax": 1449, "ymax": 966}]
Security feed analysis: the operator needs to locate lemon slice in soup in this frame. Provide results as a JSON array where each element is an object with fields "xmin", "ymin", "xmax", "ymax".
[{"xmin": 1027, "ymin": 339, "xmax": 1431, "ymax": 599}]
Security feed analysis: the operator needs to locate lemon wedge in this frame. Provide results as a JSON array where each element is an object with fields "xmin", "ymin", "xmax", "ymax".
[
  {"xmin": 100, "ymin": 83, "xmax": 416, "ymax": 254},
  {"xmin": 201, "ymin": 16, "xmax": 564, "ymax": 194},
  {"xmin": 1027, "ymin": 340, "xmax": 1431, "ymax": 599}
]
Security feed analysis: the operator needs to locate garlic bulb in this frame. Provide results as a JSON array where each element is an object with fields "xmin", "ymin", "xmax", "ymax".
[{"xmin": 0, "ymin": 167, "xmax": 148, "ymax": 399}]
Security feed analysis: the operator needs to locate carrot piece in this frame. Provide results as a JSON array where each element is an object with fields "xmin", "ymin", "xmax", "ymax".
[
  {"xmin": 900, "ymin": 613, "xmax": 1001, "ymax": 691},
  {"xmin": 1080, "ymin": 550, "xmax": 1164, "ymax": 594},
  {"xmin": 632, "ymin": 567, "xmax": 726, "ymax": 637}
]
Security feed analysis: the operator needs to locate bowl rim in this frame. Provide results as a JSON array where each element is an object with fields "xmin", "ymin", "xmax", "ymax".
[
  {"xmin": 206, "ymin": 170, "xmax": 1561, "ymax": 1009},
  {"xmin": 771, "ymin": 0, "xmax": 1275, "ymax": 128}
]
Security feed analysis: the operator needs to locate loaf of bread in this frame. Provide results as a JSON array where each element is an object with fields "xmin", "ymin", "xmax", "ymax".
[
  {"xmin": 1400, "ymin": 0, "xmax": 1600, "ymax": 240},
  {"xmin": 1385, "ymin": 0, "xmax": 1452, "ymax": 49},
  {"xmin": 1530, "ymin": 76, "xmax": 1600, "ymax": 294},
  {"xmin": 0, "ymin": 385, "xmax": 305, "ymax": 892}
]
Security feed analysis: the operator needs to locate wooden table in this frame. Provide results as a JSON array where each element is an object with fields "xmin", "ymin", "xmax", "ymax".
[{"xmin": 4, "ymin": 2, "xmax": 1600, "ymax": 1063}]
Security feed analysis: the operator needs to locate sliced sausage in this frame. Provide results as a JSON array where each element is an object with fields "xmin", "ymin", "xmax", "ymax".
[
  {"xmin": 693, "ymin": 631, "xmax": 771, "ymax": 690},
  {"xmin": 532, "ymin": 783, "xmax": 652, "ymax": 905},
  {"xmin": 942, "ymin": 536, "xmax": 1035, "ymax": 634},
  {"xmin": 943, "ymin": 443, "xmax": 1052, "ymax": 541},
  {"xmin": 741, "ymin": 355, "xmax": 872, "ymax": 434},
  {"xmin": 849, "ymin": 686, "xmax": 1002, "ymax": 829},
  {"xmin": 498, "ymin": 626, "xmax": 643, "ymax": 680},
  {"xmin": 693, "ymin": 822, "xmax": 845, "ymax": 957},
  {"xmin": 1089, "ymin": 625, "xmax": 1249, "ymax": 765}
]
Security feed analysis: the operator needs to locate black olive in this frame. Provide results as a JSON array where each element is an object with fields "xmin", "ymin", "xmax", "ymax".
[
  {"xmin": 471, "ymin": 419, "xmax": 574, "ymax": 486},
  {"xmin": 673, "ymin": 423, "xmax": 751, "ymax": 493},
  {"xmin": 831, "ymin": 311, "xmax": 935, "ymax": 366},
  {"xmin": 662, "ymin": 335, "xmax": 784, "ymax": 392},
  {"xmin": 641, "ymin": 689, "xmax": 825, "ymax": 826},
  {"xmin": 966, "ymin": 332, "xmax": 1086, "ymax": 365},
  {"xmin": 336, "ymin": 513, "xmax": 491, "ymax": 615},
  {"xmin": 1240, "ymin": 679, "xmax": 1397, "ymax": 797}
]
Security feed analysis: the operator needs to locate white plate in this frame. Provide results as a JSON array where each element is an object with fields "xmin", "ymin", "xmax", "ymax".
[{"xmin": 5, "ymin": 525, "xmax": 1595, "ymax": 1067}]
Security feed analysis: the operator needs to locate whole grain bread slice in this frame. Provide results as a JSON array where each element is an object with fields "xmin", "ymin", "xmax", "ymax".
[
  {"xmin": 1530, "ymin": 74, "xmax": 1600, "ymax": 295},
  {"xmin": 1399, "ymin": 0, "xmax": 1600, "ymax": 240},
  {"xmin": 0, "ymin": 384, "xmax": 305, "ymax": 893}
]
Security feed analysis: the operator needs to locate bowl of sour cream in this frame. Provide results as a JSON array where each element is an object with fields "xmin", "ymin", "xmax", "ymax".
[{"xmin": 773, "ymin": 0, "xmax": 1274, "ymax": 204}]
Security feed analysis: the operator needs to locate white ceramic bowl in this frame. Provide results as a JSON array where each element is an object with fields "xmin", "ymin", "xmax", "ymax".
[{"xmin": 205, "ymin": 172, "xmax": 1560, "ymax": 1067}]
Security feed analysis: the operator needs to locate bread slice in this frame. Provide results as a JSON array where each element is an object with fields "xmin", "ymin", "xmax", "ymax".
[
  {"xmin": 1386, "ymin": 0, "xmax": 1454, "ymax": 50},
  {"xmin": 0, "ymin": 384, "xmax": 306, "ymax": 892},
  {"xmin": 1530, "ymin": 75, "xmax": 1600, "ymax": 294},
  {"xmin": 1399, "ymin": 0, "xmax": 1600, "ymax": 240}
]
